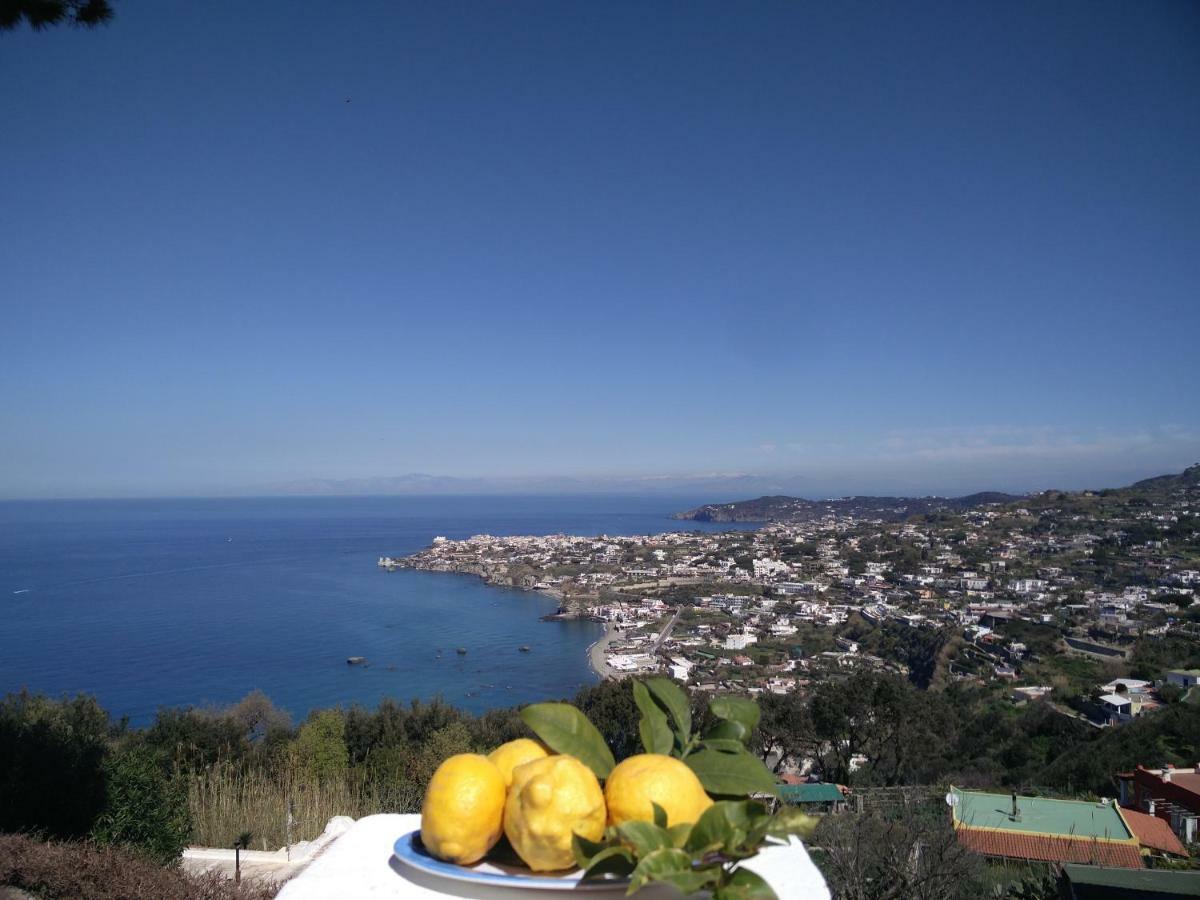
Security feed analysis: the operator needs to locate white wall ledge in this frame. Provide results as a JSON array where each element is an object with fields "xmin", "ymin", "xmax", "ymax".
[{"xmin": 276, "ymin": 813, "xmax": 829, "ymax": 899}]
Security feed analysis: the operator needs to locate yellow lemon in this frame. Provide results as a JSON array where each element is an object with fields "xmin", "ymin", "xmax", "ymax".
[
  {"xmin": 420, "ymin": 753, "xmax": 506, "ymax": 865},
  {"xmin": 504, "ymin": 755, "xmax": 607, "ymax": 871},
  {"xmin": 487, "ymin": 738, "xmax": 551, "ymax": 788},
  {"xmin": 604, "ymin": 753, "xmax": 713, "ymax": 828}
]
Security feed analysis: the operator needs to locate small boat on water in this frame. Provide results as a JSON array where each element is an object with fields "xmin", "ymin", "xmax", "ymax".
[
  {"xmin": 456, "ymin": 647, "xmax": 468, "ymax": 655},
  {"xmin": 346, "ymin": 656, "xmax": 367, "ymax": 665},
  {"xmin": 519, "ymin": 645, "xmax": 531, "ymax": 652}
]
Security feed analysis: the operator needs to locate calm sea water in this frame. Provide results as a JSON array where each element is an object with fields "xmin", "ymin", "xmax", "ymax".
[{"xmin": 0, "ymin": 495, "xmax": 743, "ymax": 725}]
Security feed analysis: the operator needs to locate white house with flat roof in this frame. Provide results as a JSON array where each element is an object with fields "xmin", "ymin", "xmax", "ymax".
[{"xmin": 1098, "ymin": 692, "xmax": 1133, "ymax": 724}]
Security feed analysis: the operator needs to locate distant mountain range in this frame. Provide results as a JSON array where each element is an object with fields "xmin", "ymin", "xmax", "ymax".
[
  {"xmin": 1129, "ymin": 463, "xmax": 1200, "ymax": 493},
  {"xmin": 257, "ymin": 471, "xmax": 819, "ymax": 497},
  {"xmin": 672, "ymin": 492, "xmax": 1025, "ymax": 523},
  {"xmin": 261, "ymin": 474, "xmax": 492, "ymax": 496},
  {"xmin": 672, "ymin": 463, "xmax": 1200, "ymax": 523},
  {"xmin": 256, "ymin": 464, "xmax": 1199, "ymax": 505}
]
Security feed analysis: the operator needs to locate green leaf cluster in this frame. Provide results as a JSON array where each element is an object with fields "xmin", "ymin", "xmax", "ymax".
[
  {"xmin": 518, "ymin": 680, "xmax": 795, "ymax": 896},
  {"xmin": 573, "ymin": 799, "xmax": 799, "ymax": 899},
  {"xmin": 520, "ymin": 679, "xmax": 778, "ymax": 798},
  {"xmin": 520, "ymin": 702, "xmax": 616, "ymax": 778},
  {"xmin": 633, "ymin": 678, "xmax": 777, "ymax": 798}
]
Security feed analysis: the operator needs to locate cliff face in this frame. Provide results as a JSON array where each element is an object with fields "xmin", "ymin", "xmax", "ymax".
[{"xmin": 673, "ymin": 492, "xmax": 1024, "ymax": 523}]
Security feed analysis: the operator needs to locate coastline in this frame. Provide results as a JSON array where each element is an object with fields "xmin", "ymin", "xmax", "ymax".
[
  {"xmin": 390, "ymin": 562, "xmax": 605, "ymax": 683},
  {"xmin": 587, "ymin": 621, "xmax": 619, "ymax": 681},
  {"xmin": 391, "ymin": 561, "xmax": 568, "ymax": 604},
  {"xmin": 393, "ymin": 555, "xmax": 621, "ymax": 683}
]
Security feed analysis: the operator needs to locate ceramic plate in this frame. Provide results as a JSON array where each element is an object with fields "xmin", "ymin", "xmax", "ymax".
[{"xmin": 393, "ymin": 831, "xmax": 629, "ymax": 892}]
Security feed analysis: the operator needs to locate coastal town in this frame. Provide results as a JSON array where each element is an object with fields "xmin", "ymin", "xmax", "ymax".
[{"xmin": 385, "ymin": 465, "xmax": 1200, "ymax": 730}]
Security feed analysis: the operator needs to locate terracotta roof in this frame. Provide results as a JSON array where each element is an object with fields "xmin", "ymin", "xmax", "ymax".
[
  {"xmin": 1121, "ymin": 808, "xmax": 1188, "ymax": 857},
  {"xmin": 955, "ymin": 827, "xmax": 1144, "ymax": 868},
  {"xmin": 1123, "ymin": 768, "xmax": 1200, "ymax": 815},
  {"xmin": 1170, "ymin": 773, "xmax": 1200, "ymax": 797}
]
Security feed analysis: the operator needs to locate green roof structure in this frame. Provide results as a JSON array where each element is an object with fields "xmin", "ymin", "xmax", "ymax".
[
  {"xmin": 951, "ymin": 788, "xmax": 1132, "ymax": 840},
  {"xmin": 1062, "ymin": 864, "xmax": 1200, "ymax": 899},
  {"xmin": 950, "ymin": 787, "xmax": 1144, "ymax": 869},
  {"xmin": 778, "ymin": 783, "xmax": 843, "ymax": 804}
]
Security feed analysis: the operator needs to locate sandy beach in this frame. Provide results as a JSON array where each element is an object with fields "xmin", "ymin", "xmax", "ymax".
[{"xmin": 587, "ymin": 621, "xmax": 619, "ymax": 680}]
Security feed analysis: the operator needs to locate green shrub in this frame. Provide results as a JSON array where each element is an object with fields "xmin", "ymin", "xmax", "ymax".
[
  {"xmin": 91, "ymin": 742, "xmax": 191, "ymax": 864},
  {"xmin": 0, "ymin": 691, "xmax": 109, "ymax": 838},
  {"xmin": 292, "ymin": 709, "xmax": 349, "ymax": 782}
]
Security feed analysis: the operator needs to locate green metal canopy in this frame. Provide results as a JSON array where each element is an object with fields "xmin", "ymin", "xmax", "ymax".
[
  {"xmin": 777, "ymin": 783, "xmax": 843, "ymax": 804},
  {"xmin": 1062, "ymin": 864, "xmax": 1200, "ymax": 899}
]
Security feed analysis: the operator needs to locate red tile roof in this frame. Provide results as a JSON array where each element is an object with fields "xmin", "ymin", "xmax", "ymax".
[
  {"xmin": 1171, "ymin": 773, "xmax": 1200, "ymax": 796},
  {"xmin": 954, "ymin": 828, "xmax": 1143, "ymax": 868},
  {"xmin": 1120, "ymin": 809, "xmax": 1188, "ymax": 857},
  {"xmin": 1122, "ymin": 768, "xmax": 1200, "ymax": 815}
]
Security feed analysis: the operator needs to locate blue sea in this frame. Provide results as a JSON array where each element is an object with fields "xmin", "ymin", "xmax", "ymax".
[{"xmin": 0, "ymin": 495, "xmax": 744, "ymax": 726}]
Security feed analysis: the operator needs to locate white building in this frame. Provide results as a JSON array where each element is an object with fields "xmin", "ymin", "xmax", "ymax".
[{"xmin": 724, "ymin": 631, "xmax": 758, "ymax": 650}]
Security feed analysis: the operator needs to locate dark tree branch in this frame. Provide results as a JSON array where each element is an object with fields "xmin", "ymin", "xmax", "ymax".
[{"xmin": 0, "ymin": 0, "xmax": 114, "ymax": 32}]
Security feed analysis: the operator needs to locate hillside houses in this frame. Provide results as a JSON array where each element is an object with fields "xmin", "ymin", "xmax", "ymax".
[{"xmin": 391, "ymin": 465, "xmax": 1200, "ymax": 705}]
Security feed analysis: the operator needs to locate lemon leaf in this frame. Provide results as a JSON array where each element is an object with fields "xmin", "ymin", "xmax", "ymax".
[
  {"xmin": 616, "ymin": 820, "xmax": 671, "ymax": 856},
  {"xmin": 685, "ymin": 800, "xmax": 762, "ymax": 854},
  {"xmin": 684, "ymin": 750, "xmax": 778, "ymax": 798},
  {"xmin": 571, "ymin": 832, "xmax": 610, "ymax": 868},
  {"xmin": 579, "ymin": 845, "xmax": 636, "ymax": 879},
  {"xmin": 714, "ymin": 866, "xmax": 778, "ymax": 900},
  {"xmin": 520, "ymin": 702, "xmax": 615, "ymax": 779},
  {"xmin": 644, "ymin": 677, "xmax": 692, "ymax": 743},
  {"xmin": 628, "ymin": 847, "xmax": 692, "ymax": 892},
  {"xmin": 666, "ymin": 822, "xmax": 693, "ymax": 848},
  {"xmin": 650, "ymin": 867, "xmax": 722, "ymax": 895},
  {"xmin": 650, "ymin": 801, "xmax": 669, "ymax": 829},
  {"xmin": 704, "ymin": 719, "xmax": 748, "ymax": 742},
  {"xmin": 709, "ymin": 696, "xmax": 760, "ymax": 737},
  {"xmin": 768, "ymin": 807, "xmax": 822, "ymax": 841},
  {"xmin": 701, "ymin": 738, "xmax": 747, "ymax": 753},
  {"xmin": 632, "ymin": 681, "xmax": 674, "ymax": 755}
]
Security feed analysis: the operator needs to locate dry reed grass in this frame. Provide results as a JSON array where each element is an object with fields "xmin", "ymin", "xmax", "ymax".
[{"xmin": 187, "ymin": 762, "xmax": 423, "ymax": 849}]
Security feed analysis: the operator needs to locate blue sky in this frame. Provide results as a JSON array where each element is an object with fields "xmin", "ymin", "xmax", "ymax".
[{"xmin": 2, "ymin": 0, "xmax": 1198, "ymax": 499}]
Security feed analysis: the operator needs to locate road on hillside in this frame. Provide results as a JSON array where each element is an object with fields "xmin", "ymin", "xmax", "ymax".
[{"xmin": 653, "ymin": 609, "xmax": 682, "ymax": 652}]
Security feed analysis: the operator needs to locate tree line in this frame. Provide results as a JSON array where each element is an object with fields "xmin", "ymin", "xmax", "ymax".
[{"xmin": 3, "ymin": 673, "xmax": 1198, "ymax": 864}]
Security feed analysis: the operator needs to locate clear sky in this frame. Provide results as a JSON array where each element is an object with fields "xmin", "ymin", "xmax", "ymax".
[{"xmin": 2, "ymin": 1, "xmax": 1198, "ymax": 499}]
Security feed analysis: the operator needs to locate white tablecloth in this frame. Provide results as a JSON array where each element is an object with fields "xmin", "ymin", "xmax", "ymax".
[{"xmin": 276, "ymin": 814, "xmax": 829, "ymax": 899}]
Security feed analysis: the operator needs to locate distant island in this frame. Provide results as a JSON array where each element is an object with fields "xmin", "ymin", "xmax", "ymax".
[{"xmin": 672, "ymin": 491, "xmax": 1024, "ymax": 523}]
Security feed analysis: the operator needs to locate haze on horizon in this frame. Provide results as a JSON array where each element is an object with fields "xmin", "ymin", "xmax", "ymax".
[{"xmin": 2, "ymin": 1, "xmax": 1198, "ymax": 501}]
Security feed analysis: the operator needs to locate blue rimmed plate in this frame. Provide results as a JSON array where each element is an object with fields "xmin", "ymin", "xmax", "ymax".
[{"xmin": 393, "ymin": 830, "xmax": 629, "ymax": 892}]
